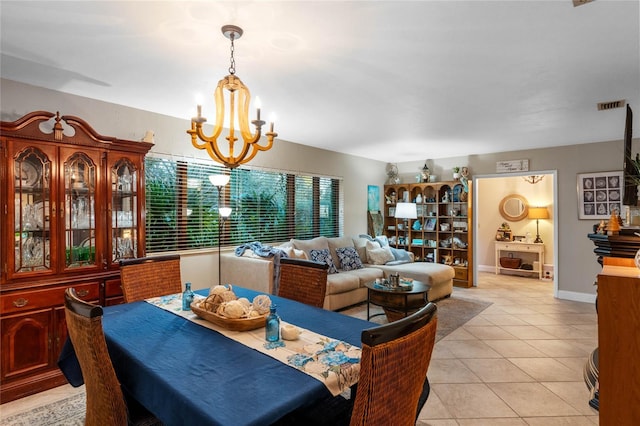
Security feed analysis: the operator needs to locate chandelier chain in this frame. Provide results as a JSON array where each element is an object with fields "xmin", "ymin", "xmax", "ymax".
[{"xmin": 228, "ymin": 33, "xmax": 236, "ymax": 75}]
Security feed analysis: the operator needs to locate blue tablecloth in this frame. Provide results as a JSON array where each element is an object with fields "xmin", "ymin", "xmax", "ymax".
[{"xmin": 58, "ymin": 287, "xmax": 373, "ymax": 426}]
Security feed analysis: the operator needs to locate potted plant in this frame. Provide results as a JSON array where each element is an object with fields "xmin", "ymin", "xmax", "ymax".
[{"xmin": 452, "ymin": 167, "xmax": 461, "ymax": 180}]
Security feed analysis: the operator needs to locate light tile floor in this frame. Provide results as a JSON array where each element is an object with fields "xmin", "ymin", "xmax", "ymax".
[
  {"xmin": 417, "ymin": 272, "xmax": 599, "ymax": 425},
  {"xmin": 1, "ymin": 272, "xmax": 599, "ymax": 425}
]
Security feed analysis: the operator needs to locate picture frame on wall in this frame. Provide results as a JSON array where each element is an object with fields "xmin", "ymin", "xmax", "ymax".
[
  {"xmin": 367, "ymin": 185, "xmax": 380, "ymax": 212},
  {"xmin": 577, "ymin": 171, "xmax": 623, "ymax": 219}
]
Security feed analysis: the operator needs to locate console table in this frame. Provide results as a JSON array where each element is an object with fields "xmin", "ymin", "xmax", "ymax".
[{"xmin": 494, "ymin": 241, "xmax": 545, "ymax": 279}]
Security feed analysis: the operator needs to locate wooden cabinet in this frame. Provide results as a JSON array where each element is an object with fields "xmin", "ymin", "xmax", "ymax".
[
  {"xmin": 1, "ymin": 111, "xmax": 152, "ymax": 402},
  {"xmin": 596, "ymin": 265, "xmax": 640, "ymax": 424},
  {"xmin": 384, "ymin": 181, "xmax": 473, "ymax": 288}
]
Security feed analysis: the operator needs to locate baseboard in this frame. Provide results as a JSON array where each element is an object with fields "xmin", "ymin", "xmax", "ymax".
[
  {"xmin": 477, "ymin": 265, "xmax": 494, "ymax": 273},
  {"xmin": 557, "ymin": 290, "xmax": 596, "ymax": 304}
]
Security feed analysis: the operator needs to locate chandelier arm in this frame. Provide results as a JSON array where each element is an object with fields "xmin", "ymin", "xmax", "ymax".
[{"xmin": 236, "ymin": 135, "xmax": 276, "ymax": 166}]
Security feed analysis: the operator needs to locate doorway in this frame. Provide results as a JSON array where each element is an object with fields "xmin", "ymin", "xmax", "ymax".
[{"xmin": 472, "ymin": 171, "xmax": 559, "ymax": 296}]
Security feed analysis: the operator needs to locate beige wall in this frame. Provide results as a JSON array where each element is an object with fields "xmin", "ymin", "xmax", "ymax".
[
  {"xmin": 3, "ymin": 78, "xmax": 637, "ymax": 300},
  {"xmin": 0, "ymin": 79, "xmax": 387, "ymax": 290},
  {"xmin": 397, "ymin": 139, "xmax": 639, "ymax": 302}
]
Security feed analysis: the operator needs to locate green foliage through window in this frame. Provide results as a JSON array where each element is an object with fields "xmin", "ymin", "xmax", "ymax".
[{"xmin": 145, "ymin": 156, "xmax": 342, "ymax": 253}]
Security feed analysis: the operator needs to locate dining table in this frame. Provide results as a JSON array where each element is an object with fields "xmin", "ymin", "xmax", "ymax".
[{"xmin": 58, "ymin": 286, "xmax": 374, "ymax": 426}]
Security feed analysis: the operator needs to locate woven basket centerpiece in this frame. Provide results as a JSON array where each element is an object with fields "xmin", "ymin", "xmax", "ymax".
[{"xmin": 190, "ymin": 285, "xmax": 271, "ymax": 331}]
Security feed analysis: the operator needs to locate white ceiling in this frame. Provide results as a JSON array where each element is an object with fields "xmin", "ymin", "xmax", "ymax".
[{"xmin": 1, "ymin": 1, "xmax": 638, "ymax": 163}]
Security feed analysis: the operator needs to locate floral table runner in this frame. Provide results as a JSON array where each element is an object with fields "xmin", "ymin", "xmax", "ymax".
[{"xmin": 146, "ymin": 293, "xmax": 361, "ymax": 396}]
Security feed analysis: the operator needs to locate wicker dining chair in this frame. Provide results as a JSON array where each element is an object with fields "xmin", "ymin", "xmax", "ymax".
[
  {"xmin": 273, "ymin": 302, "xmax": 437, "ymax": 426},
  {"xmin": 350, "ymin": 302, "xmax": 437, "ymax": 425},
  {"xmin": 277, "ymin": 257, "xmax": 329, "ymax": 308},
  {"xmin": 119, "ymin": 255, "xmax": 182, "ymax": 303},
  {"xmin": 63, "ymin": 288, "xmax": 161, "ymax": 426}
]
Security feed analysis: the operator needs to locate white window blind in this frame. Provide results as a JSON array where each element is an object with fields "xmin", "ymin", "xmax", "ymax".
[{"xmin": 145, "ymin": 156, "xmax": 342, "ymax": 254}]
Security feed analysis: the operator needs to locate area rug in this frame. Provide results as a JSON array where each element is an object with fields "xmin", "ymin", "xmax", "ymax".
[
  {"xmin": 1, "ymin": 392, "xmax": 85, "ymax": 426},
  {"xmin": 340, "ymin": 294, "xmax": 493, "ymax": 341}
]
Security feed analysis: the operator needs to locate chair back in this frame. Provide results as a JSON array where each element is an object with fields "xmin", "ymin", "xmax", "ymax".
[
  {"xmin": 350, "ymin": 302, "xmax": 438, "ymax": 426},
  {"xmin": 64, "ymin": 288, "xmax": 128, "ymax": 426},
  {"xmin": 119, "ymin": 254, "xmax": 182, "ymax": 302},
  {"xmin": 278, "ymin": 258, "xmax": 329, "ymax": 308}
]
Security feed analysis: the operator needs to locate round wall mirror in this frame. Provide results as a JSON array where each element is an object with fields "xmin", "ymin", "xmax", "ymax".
[{"xmin": 499, "ymin": 194, "xmax": 529, "ymax": 221}]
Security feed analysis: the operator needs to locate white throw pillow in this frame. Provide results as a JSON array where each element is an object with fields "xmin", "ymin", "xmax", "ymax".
[
  {"xmin": 367, "ymin": 246, "xmax": 394, "ymax": 265},
  {"xmin": 365, "ymin": 240, "xmax": 381, "ymax": 263}
]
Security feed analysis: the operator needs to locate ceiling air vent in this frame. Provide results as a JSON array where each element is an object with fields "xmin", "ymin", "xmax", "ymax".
[
  {"xmin": 597, "ymin": 100, "xmax": 626, "ymax": 111},
  {"xmin": 573, "ymin": 0, "xmax": 595, "ymax": 7}
]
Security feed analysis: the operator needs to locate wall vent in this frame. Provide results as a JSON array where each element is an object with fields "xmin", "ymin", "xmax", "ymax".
[{"xmin": 597, "ymin": 99, "xmax": 626, "ymax": 111}]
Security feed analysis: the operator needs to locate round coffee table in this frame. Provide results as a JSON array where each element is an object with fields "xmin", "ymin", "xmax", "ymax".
[{"xmin": 365, "ymin": 280, "xmax": 431, "ymax": 322}]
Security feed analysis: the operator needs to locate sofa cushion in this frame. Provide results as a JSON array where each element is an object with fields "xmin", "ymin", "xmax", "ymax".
[
  {"xmin": 353, "ymin": 236, "xmax": 369, "ymax": 264},
  {"xmin": 327, "ymin": 236, "xmax": 355, "ymax": 267},
  {"xmin": 335, "ymin": 247, "xmax": 364, "ymax": 271},
  {"xmin": 389, "ymin": 249, "xmax": 412, "ymax": 262},
  {"xmin": 367, "ymin": 246, "xmax": 395, "ymax": 265},
  {"xmin": 343, "ymin": 267, "xmax": 384, "ymax": 286},
  {"xmin": 326, "ymin": 273, "xmax": 360, "ymax": 295},
  {"xmin": 309, "ymin": 248, "xmax": 339, "ymax": 274},
  {"xmin": 291, "ymin": 237, "xmax": 329, "ymax": 259},
  {"xmin": 276, "ymin": 245, "xmax": 308, "ymax": 259}
]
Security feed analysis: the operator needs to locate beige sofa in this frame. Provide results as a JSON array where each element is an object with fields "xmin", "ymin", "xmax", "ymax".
[{"xmin": 221, "ymin": 236, "xmax": 454, "ymax": 311}]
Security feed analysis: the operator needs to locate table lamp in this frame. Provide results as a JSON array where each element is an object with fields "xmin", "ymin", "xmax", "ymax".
[{"xmin": 528, "ymin": 207, "xmax": 549, "ymax": 243}]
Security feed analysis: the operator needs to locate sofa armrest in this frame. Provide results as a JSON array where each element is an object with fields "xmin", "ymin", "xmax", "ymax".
[{"xmin": 220, "ymin": 253, "xmax": 275, "ymax": 294}]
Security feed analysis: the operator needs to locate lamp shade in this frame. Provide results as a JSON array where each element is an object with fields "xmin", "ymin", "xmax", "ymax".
[
  {"xmin": 209, "ymin": 174, "xmax": 230, "ymax": 187},
  {"xmin": 528, "ymin": 207, "xmax": 549, "ymax": 220},
  {"xmin": 395, "ymin": 202, "xmax": 417, "ymax": 219},
  {"xmin": 219, "ymin": 207, "xmax": 233, "ymax": 218}
]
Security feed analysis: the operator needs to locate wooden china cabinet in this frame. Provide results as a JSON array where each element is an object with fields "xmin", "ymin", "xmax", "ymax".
[{"xmin": 0, "ymin": 111, "xmax": 153, "ymax": 403}]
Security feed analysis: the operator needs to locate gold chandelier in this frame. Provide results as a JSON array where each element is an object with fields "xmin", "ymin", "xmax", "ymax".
[{"xmin": 188, "ymin": 25, "xmax": 277, "ymax": 169}]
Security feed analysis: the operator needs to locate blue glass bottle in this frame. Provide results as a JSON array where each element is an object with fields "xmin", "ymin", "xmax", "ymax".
[
  {"xmin": 265, "ymin": 305, "xmax": 280, "ymax": 342},
  {"xmin": 182, "ymin": 282, "xmax": 194, "ymax": 311}
]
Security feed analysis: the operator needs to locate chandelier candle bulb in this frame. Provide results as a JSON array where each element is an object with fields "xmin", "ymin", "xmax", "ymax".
[{"xmin": 255, "ymin": 96, "xmax": 262, "ymax": 121}]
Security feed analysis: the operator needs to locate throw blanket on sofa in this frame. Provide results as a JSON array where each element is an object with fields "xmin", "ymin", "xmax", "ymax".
[{"xmin": 235, "ymin": 242, "xmax": 288, "ymax": 294}]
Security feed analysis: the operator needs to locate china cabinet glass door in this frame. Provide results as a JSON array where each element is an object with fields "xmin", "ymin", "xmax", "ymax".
[
  {"xmin": 13, "ymin": 147, "xmax": 52, "ymax": 273},
  {"xmin": 111, "ymin": 158, "xmax": 138, "ymax": 261},
  {"xmin": 63, "ymin": 152, "xmax": 97, "ymax": 269}
]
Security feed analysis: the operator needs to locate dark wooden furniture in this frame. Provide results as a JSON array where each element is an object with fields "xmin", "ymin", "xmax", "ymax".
[
  {"xmin": 64, "ymin": 288, "xmax": 160, "ymax": 426},
  {"xmin": 365, "ymin": 280, "xmax": 430, "ymax": 322},
  {"xmin": 0, "ymin": 111, "xmax": 152, "ymax": 402},
  {"xmin": 383, "ymin": 181, "xmax": 473, "ymax": 287},
  {"xmin": 595, "ymin": 265, "xmax": 640, "ymax": 424},
  {"xmin": 277, "ymin": 258, "xmax": 328, "ymax": 308},
  {"xmin": 119, "ymin": 255, "xmax": 182, "ymax": 303}
]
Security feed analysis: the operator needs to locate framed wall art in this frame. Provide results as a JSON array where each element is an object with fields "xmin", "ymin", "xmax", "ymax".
[
  {"xmin": 577, "ymin": 171, "xmax": 623, "ymax": 219},
  {"xmin": 367, "ymin": 185, "xmax": 380, "ymax": 212}
]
